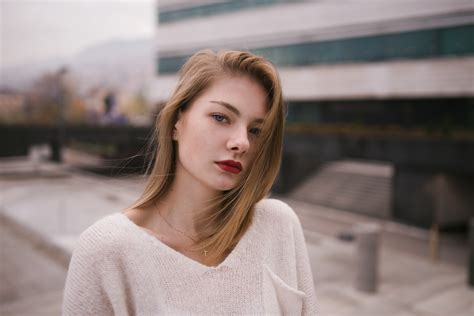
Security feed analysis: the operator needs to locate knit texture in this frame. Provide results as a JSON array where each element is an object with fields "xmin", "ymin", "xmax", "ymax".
[{"xmin": 62, "ymin": 198, "xmax": 318, "ymax": 315}]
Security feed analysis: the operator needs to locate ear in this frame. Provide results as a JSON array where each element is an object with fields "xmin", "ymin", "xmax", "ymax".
[{"xmin": 173, "ymin": 111, "xmax": 183, "ymax": 140}]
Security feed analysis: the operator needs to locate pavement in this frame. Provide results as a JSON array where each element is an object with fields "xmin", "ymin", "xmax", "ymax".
[
  {"xmin": 285, "ymin": 199, "xmax": 473, "ymax": 316},
  {"xmin": 0, "ymin": 158, "xmax": 472, "ymax": 315}
]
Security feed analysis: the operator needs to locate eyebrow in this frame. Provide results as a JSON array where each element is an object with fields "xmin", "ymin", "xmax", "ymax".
[{"xmin": 210, "ymin": 100, "xmax": 264, "ymax": 123}]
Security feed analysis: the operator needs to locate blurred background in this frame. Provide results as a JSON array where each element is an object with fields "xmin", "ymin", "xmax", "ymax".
[{"xmin": 1, "ymin": 0, "xmax": 473, "ymax": 315}]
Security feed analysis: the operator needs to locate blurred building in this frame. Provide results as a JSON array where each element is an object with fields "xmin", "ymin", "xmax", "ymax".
[
  {"xmin": 152, "ymin": 0, "xmax": 473, "ymax": 129},
  {"xmin": 0, "ymin": 90, "xmax": 26, "ymax": 124},
  {"xmin": 152, "ymin": 0, "xmax": 474, "ymax": 228}
]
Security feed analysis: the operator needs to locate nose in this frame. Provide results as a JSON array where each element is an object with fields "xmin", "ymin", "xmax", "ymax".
[{"xmin": 227, "ymin": 126, "xmax": 250, "ymax": 154}]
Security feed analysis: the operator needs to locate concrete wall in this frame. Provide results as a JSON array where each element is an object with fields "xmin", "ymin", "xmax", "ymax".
[{"xmin": 393, "ymin": 166, "xmax": 474, "ymax": 229}]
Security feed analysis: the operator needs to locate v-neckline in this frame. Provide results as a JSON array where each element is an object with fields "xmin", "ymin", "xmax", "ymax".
[{"xmin": 115, "ymin": 212, "xmax": 255, "ymax": 272}]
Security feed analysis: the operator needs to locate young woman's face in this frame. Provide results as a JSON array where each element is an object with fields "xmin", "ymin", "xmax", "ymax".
[{"xmin": 174, "ymin": 75, "xmax": 268, "ymax": 193}]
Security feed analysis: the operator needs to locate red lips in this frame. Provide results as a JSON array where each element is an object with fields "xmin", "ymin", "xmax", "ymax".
[{"xmin": 216, "ymin": 160, "xmax": 243, "ymax": 174}]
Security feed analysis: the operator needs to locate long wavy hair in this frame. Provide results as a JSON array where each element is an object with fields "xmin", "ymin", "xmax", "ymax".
[{"xmin": 127, "ymin": 49, "xmax": 286, "ymax": 266}]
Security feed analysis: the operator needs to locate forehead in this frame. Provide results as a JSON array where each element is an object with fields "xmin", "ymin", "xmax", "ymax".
[{"xmin": 189, "ymin": 75, "xmax": 268, "ymax": 118}]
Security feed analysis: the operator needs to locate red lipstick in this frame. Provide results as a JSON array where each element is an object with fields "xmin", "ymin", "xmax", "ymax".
[{"xmin": 216, "ymin": 160, "xmax": 243, "ymax": 174}]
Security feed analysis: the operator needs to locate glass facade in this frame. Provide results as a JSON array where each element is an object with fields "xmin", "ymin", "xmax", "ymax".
[
  {"xmin": 157, "ymin": 24, "xmax": 474, "ymax": 74},
  {"xmin": 159, "ymin": 0, "xmax": 292, "ymax": 24},
  {"xmin": 286, "ymin": 98, "xmax": 474, "ymax": 128}
]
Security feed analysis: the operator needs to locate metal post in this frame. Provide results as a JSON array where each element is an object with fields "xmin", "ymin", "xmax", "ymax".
[
  {"xmin": 51, "ymin": 67, "xmax": 68, "ymax": 163},
  {"xmin": 429, "ymin": 223, "xmax": 440, "ymax": 261},
  {"xmin": 469, "ymin": 218, "xmax": 474, "ymax": 287},
  {"xmin": 354, "ymin": 223, "xmax": 381, "ymax": 293}
]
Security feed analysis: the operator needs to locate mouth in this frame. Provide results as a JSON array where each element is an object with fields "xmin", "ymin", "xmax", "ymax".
[{"xmin": 215, "ymin": 160, "xmax": 243, "ymax": 174}]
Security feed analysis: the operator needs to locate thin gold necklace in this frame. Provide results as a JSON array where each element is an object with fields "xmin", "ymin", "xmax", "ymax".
[{"xmin": 156, "ymin": 206, "xmax": 209, "ymax": 257}]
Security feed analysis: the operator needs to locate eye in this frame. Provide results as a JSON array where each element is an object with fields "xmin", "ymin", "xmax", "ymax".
[
  {"xmin": 249, "ymin": 127, "xmax": 261, "ymax": 137},
  {"xmin": 211, "ymin": 114, "xmax": 228, "ymax": 123}
]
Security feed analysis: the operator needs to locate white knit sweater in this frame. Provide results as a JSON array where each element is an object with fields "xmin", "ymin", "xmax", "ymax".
[{"xmin": 62, "ymin": 199, "xmax": 318, "ymax": 315}]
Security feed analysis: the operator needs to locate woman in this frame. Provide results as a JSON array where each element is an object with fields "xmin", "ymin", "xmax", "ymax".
[{"xmin": 62, "ymin": 49, "xmax": 317, "ymax": 315}]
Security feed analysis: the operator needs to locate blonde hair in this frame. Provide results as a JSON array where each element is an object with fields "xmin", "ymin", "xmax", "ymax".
[{"xmin": 128, "ymin": 49, "xmax": 286, "ymax": 266}]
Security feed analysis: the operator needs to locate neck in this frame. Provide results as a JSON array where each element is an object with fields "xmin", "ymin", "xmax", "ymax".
[{"xmin": 156, "ymin": 162, "xmax": 221, "ymax": 237}]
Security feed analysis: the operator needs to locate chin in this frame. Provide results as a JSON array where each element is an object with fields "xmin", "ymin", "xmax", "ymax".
[
  {"xmin": 214, "ymin": 183, "xmax": 237, "ymax": 192},
  {"xmin": 209, "ymin": 178, "xmax": 239, "ymax": 192}
]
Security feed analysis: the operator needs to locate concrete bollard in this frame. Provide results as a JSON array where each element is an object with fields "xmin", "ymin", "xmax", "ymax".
[
  {"xmin": 469, "ymin": 218, "xmax": 474, "ymax": 287},
  {"xmin": 354, "ymin": 223, "xmax": 381, "ymax": 293},
  {"xmin": 29, "ymin": 144, "xmax": 51, "ymax": 172},
  {"xmin": 28, "ymin": 144, "xmax": 51, "ymax": 163}
]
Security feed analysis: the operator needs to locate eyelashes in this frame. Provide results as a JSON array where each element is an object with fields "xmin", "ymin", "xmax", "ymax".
[
  {"xmin": 249, "ymin": 127, "xmax": 261, "ymax": 136},
  {"xmin": 210, "ymin": 114, "xmax": 262, "ymax": 137},
  {"xmin": 211, "ymin": 114, "xmax": 228, "ymax": 123}
]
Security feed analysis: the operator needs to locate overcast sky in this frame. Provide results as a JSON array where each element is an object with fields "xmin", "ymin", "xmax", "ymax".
[{"xmin": 1, "ymin": 0, "xmax": 155, "ymax": 68}]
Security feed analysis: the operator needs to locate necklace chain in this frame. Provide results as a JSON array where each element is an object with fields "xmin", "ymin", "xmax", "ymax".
[
  {"xmin": 157, "ymin": 208, "xmax": 198, "ymax": 243},
  {"xmin": 156, "ymin": 205, "xmax": 208, "ymax": 256}
]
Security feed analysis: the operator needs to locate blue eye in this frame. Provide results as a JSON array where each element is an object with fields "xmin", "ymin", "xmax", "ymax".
[
  {"xmin": 249, "ymin": 128, "xmax": 261, "ymax": 136},
  {"xmin": 212, "ymin": 114, "xmax": 227, "ymax": 123}
]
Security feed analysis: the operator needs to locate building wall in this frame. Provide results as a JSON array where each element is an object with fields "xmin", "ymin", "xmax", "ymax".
[{"xmin": 152, "ymin": 0, "xmax": 474, "ymax": 128}]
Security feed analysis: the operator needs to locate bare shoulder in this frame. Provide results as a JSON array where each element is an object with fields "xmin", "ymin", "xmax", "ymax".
[
  {"xmin": 121, "ymin": 206, "xmax": 181, "ymax": 249},
  {"xmin": 121, "ymin": 207, "xmax": 146, "ymax": 226},
  {"xmin": 120, "ymin": 208, "xmax": 153, "ymax": 228}
]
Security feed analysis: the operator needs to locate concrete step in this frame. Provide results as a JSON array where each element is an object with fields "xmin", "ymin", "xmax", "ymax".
[
  {"xmin": 290, "ymin": 160, "xmax": 393, "ymax": 219},
  {"xmin": 280, "ymin": 197, "xmax": 468, "ymax": 267}
]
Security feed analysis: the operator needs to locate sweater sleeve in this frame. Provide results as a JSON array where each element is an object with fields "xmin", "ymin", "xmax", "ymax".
[
  {"xmin": 62, "ymin": 226, "xmax": 114, "ymax": 316},
  {"xmin": 289, "ymin": 204, "xmax": 319, "ymax": 315}
]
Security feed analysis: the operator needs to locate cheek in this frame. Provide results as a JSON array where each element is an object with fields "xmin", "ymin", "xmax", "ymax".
[
  {"xmin": 179, "ymin": 120, "xmax": 216, "ymax": 157},
  {"xmin": 245, "ymin": 147, "xmax": 258, "ymax": 167}
]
